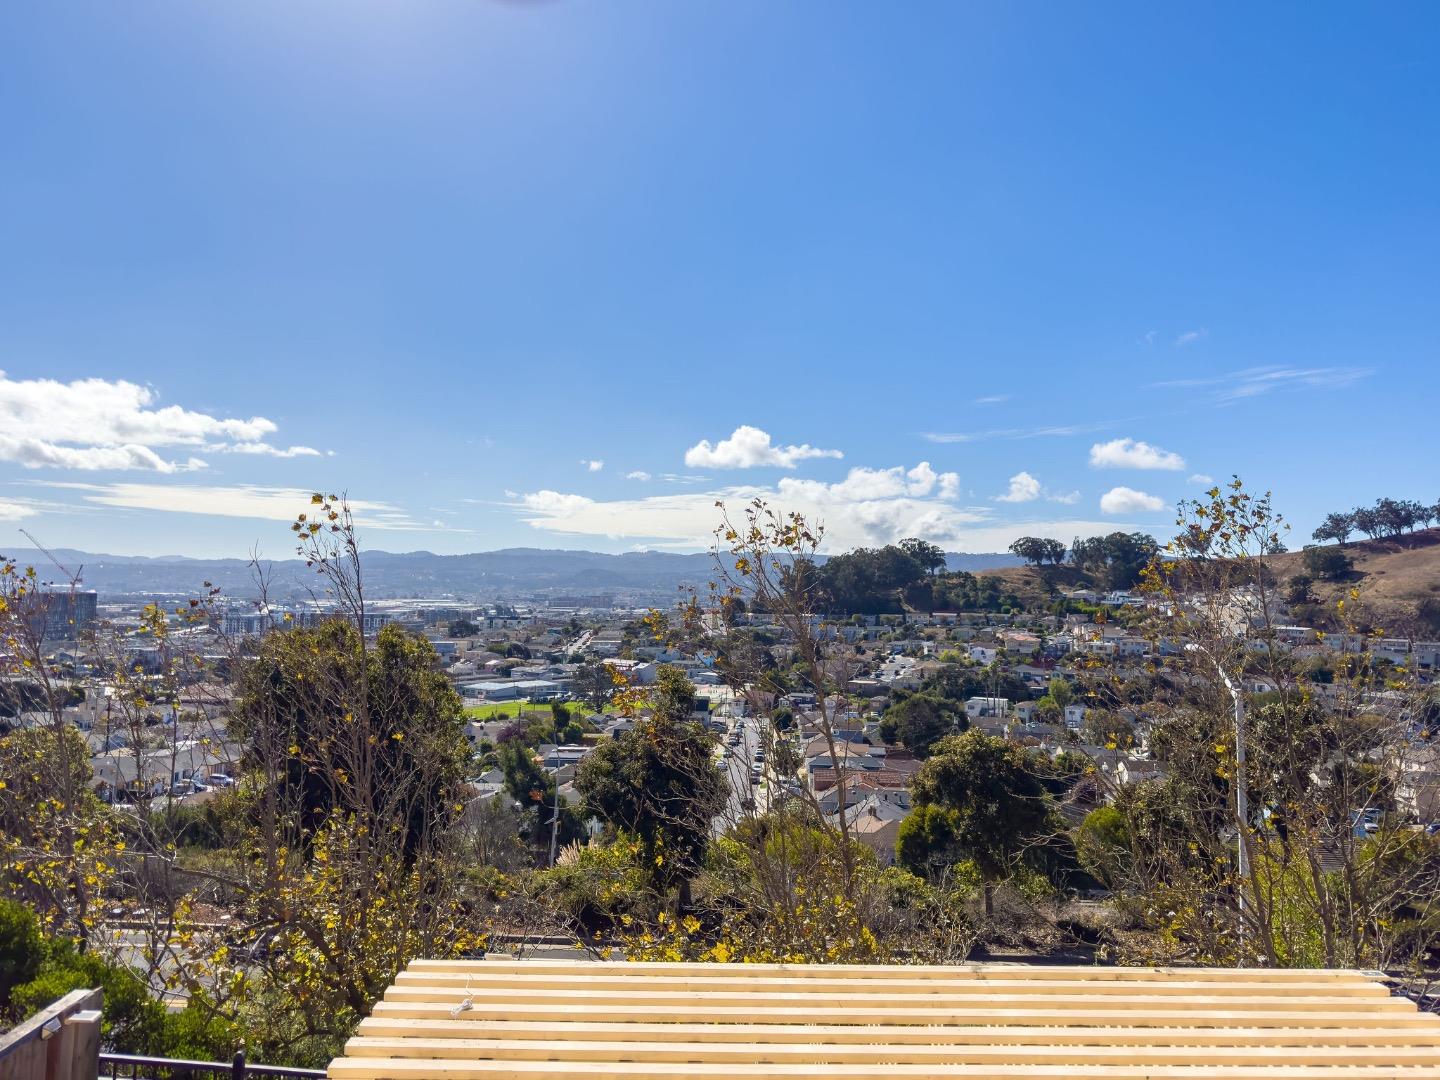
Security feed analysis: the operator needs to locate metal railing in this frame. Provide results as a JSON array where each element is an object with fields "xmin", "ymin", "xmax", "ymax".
[{"xmin": 99, "ymin": 1051, "xmax": 325, "ymax": 1080}]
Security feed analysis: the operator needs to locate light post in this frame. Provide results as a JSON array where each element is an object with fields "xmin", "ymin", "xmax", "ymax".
[{"xmin": 1185, "ymin": 642, "xmax": 1251, "ymax": 965}]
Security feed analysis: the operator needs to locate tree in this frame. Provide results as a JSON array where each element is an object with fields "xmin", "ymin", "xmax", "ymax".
[
  {"xmin": 1074, "ymin": 806, "xmax": 1131, "ymax": 889},
  {"xmin": 1311, "ymin": 512, "xmax": 1354, "ymax": 545},
  {"xmin": 1070, "ymin": 532, "xmax": 1159, "ymax": 590},
  {"xmin": 1350, "ymin": 505, "xmax": 1381, "ymax": 540},
  {"xmin": 575, "ymin": 667, "xmax": 727, "ymax": 910},
  {"xmin": 898, "ymin": 538, "xmax": 947, "ymax": 577},
  {"xmin": 1008, "ymin": 537, "xmax": 1066, "ymax": 567},
  {"xmin": 1136, "ymin": 477, "xmax": 1440, "ymax": 969},
  {"xmin": 897, "ymin": 731, "xmax": 1056, "ymax": 914},
  {"xmin": 1046, "ymin": 676, "xmax": 1073, "ymax": 709},
  {"xmin": 447, "ymin": 618, "xmax": 479, "ymax": 638},
  {"xmin": 573, "ymin": 659, "xmax": 619, "ymax": 713},
  {"xmin": 816, "ymin": 545, "xmax": 925, "ymax": 614},
  {"xmin": 1080, "ymin": 709, "xmax": 1135, "ymax": 750},
  {"xmin": 209, "ymin": 495, "xmax": 484, "ymax": 1058},
  {"xmin": 229, "ymin": 620, "xmax": 470, "ymax": 857},
  {"xmin": 1302, "ymin": 544, "xmax": 1352, "ymax": 582},
  {"xmin": 878, "ymin": 692, "xmax": 966, "ymax": 759}
]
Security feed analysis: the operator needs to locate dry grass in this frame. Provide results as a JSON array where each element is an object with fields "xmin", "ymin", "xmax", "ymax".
[{"xmin": 973, "ymin": 529, "xmax": 1440, "ymax": 635}]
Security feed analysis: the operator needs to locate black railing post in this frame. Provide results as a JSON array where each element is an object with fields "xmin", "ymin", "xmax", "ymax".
[{"xmin": 232, "ymin": 1047, "xmax": 247, "ymax": 1080}]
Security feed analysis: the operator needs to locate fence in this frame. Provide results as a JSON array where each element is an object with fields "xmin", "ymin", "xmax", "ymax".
[
  {"xmin": 98, "ymin": 1053, "xmax": 324, "ymax": 1080},
  {"xmin": 0, "ymin": 987, "xmax": 103, "ymax": 1080}
]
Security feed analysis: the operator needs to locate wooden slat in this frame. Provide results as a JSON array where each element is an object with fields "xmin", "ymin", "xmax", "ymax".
[
  {"xmin": 354, "ymin": 1018, "xmax": 1440, "ymax": 1049},
  {"xmin": 390, "ymin": 970, "xmax": 1393, "ymax": 998},
  {"xmin": 379, "ymin": 985, "xmax": 1414, "ymax": 1014},
  {"xmin": 343, "ymin": 1035, "xmax": 1440, "ymax": 1067},
  {"xmin": 406, "ymin": 959, "xmax": 1371, "ymax": 982},
  {"xmin": 328, "ymin": 1059, "xmax": 1440, "ymax": 1080},
  {"xmin": 367, "ymin": 1000, "xmax": 1437, "ymax": 1029}
]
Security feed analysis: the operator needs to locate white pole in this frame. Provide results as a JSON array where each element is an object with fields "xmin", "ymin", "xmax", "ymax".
[{"xmin": 1187, "ymin": 644, "xmax": 1251, "ymax": 966}]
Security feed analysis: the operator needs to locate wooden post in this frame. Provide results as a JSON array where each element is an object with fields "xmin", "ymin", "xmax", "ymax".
[{"xmin": 0, "ymin": 988, "xmax": 103, "ymax": 1080}]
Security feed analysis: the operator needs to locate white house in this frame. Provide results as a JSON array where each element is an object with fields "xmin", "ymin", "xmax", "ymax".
[{"xmin": 964, "ymin": 696, "xmax": 1010, "ymax": 720}]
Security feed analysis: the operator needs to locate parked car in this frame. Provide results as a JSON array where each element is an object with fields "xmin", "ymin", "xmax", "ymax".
[
  {"xmin": 170, "ymin": 779, "xmax": 208, "ymax": 797},
  {"xmin": 207, "ymin": 773, "xmax": 236, "ymax": 788}
]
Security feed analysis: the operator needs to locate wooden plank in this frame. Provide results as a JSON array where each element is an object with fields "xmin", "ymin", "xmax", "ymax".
[
  {"xmin": 353, "ymin": 1018, "xmax": 1440, "ymax": 1049},
  {"xmin": 367, "ymin": 1000, "xmax": 1437, "ymax": 1028},
  {"xmin": 390, "ymin": 971, "xmax": 1393, "ymax": 998},
  {"xmin": 327, "ymin": 1058, "xmax": 1440, "ymax": 1080},
  {"xmin": 341, "ymin": 1035, "xmax": 1440, "ymax": 1067},
  {"xmin": 378, "ymin": 985, "xmax": 1414, "ymax": 1014},
  {"xmin": 406, "ymin": 959, "xmax": 1372, "ymax": 982}
]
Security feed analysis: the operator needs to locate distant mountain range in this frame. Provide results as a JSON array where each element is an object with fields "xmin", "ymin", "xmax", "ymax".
[{"xmin": 0, "ymin": 546, "xmax": 1023, "ymax": 601}]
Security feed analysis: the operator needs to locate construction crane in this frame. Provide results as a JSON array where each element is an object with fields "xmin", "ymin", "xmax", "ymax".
[{"xmin": 18, "ymin": 528, "xmax": 83, "ymax": 589}]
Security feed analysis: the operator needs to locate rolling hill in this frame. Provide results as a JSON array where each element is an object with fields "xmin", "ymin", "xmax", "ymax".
[{"xmin": 975, "ymin": 529, "xmax": 1440, "ymax": 635}]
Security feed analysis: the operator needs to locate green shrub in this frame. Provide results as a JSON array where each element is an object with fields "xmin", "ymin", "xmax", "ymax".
[
  {"xmin": 0, "ymin": 898, "xmax": 44, "ymax": 1008},
  {"xmin": 10, "ymin": 938, "xmax": 168, "ymax": 1053}
]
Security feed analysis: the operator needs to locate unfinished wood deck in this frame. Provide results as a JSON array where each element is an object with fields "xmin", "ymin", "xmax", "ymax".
[{"xmin": 329, "ymin": 959, "xmax": 1440, "ymax": 1079}]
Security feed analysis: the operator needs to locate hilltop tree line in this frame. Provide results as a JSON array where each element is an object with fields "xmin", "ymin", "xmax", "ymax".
[
  {"xmin": 1312, "ymin": 497, "xmax": 1440, "ymax": 544},
  {"xmin": 1005, "ymin": 531, "xmax": 1160, "ymax": 591}
]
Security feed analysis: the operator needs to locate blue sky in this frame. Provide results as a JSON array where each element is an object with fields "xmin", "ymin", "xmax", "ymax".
[{"xmin": 0, "ymin": 2, "xmax": 1435, "ymax": 559}]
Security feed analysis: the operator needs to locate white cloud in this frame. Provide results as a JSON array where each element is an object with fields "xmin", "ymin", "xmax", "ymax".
[
  {"xmin": 581, "ymin": 459, "xmax": 604, "ymax": 472},
  {"xmin": 510, "ymin": 482, "xmax": 1145, "ymax": 554},
  {"xmin": 0, "ymin": 371, "xmax": 319, "ymax": 471},
  {"xmin": 514, "ymin": 460, "xmax": 974, "ymax": 550},
  {"xmin": 684, "ymin": 425, "xmax": 842, "ymax": 469},
  {"xmin": 973, "ymin": 394, "xmax": 1010, "ymax": 405},
  {"xmin": 996, "ymin": 471, "xmax": 1041, "ymax": 503},
  {"xmin": 42, "ymin": 483, "xmax": 434, "ymax": 531},
  {"xmin": 0, "ymin": 499, "xmax": 37, "ymax": 522},
  {"xmin": 1100, "ymin": 486, "xmax": 1165, "ymax": 514},
  {"xmin": 1188, "ymin": 473, "xmax": 1215, "ymax": 485},
  {"xmin": 778, "ymin": 461, "xmax": 960, "ymax": 503},
  {"xmin": 1174, "ymin": 329, "xmax": 1207, "ymax": 347},
  {"xmin": 625, "ymin": 471, "xmax": 652, "ymax": 482},
  {"xmin": 1089, "ymin": 437, "xmax": 1186, "ymax": 471},
  {"xmin": 1048, "ymin": 490, "xmax": 1081, "ymax": 505},
  {"xmin": 220, "ymin": 442, "xmax": 321, "ymax": 458}
]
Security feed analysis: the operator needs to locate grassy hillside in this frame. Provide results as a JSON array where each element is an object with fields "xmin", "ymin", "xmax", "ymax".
[
  {"xmin": 975, "ymin": 529, "xmax": 1440, "ymax": 635},
  {"xmin": 1263, "ymin": 528, "xmax": 1440, "ymax": 635}
]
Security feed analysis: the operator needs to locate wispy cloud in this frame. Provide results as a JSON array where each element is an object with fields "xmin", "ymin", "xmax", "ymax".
[
  {"xmin": 0, "ymin": 498, "xmax": 37, "ymax": 522},
  {"xmin": 625, "ymin": 470, "xmax": 652, "ymax": 482},
  {"xmin": 38, "ymin": 482, "xmax": 440, "ymax": 532},
  {"xmin": 1174, "ymin": 328, "xmax": 1208, "ymax": 347},
  {"xmin": 1188, "ymin": 473, "xmax": 1215, "ymax": 485},
  {"xmin": 923, "ymin": 418, "xmax": 1127, "ymax": 444},
  {"xmin": 973, "ymin": 394, "xmax": 1010, "ymax": 406},
  {"xmin": 1048, "ymin": 490, "xmax": 1081, "ymax": 505},
  {"xmin": 1152, "ymin": 365, "xmax": 1373, "ymax": 403}
]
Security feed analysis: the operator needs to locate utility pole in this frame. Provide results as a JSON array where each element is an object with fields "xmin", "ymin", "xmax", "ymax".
[
  {"xmin": 1185, "ymin": 642, "xmax": 1252, "ymax": 965},
  {"xmin": 547, "ymin": 777, "xmax": 562, "ymax": 867}
]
